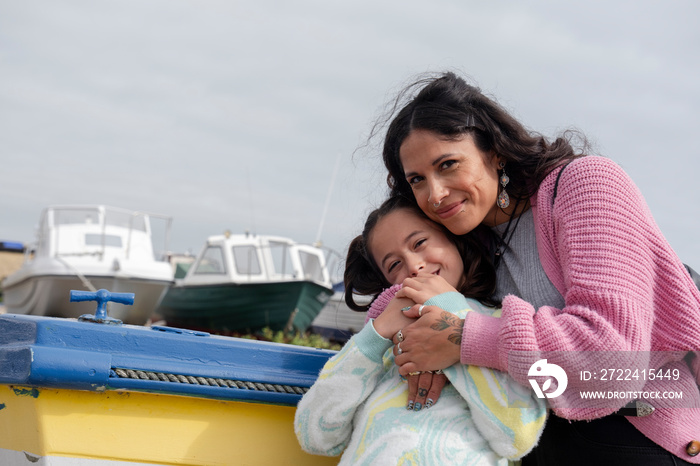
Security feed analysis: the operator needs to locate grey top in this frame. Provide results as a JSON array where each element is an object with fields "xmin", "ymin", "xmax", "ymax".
[{"xmin": 491, "ymin": 209, "xmax": 565, "ymax": 311}]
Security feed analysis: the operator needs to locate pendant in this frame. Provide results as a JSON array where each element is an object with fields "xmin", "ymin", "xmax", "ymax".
[
  {"xmin": 500, "ymin": 172, "xmax": 509, "ymax": 186},
  {"xmin": 498, "ymin": 189, "xmax": 510, "ymax": 209}
]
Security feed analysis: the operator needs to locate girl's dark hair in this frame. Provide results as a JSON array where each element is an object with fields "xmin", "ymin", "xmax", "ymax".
[
  {"xmin": 380, "ymin": 72, "xmax": 587, "ymax": 202},
  {"xmin": 344, "ymin": 195, "xmax": 498, "ymax": 312}
]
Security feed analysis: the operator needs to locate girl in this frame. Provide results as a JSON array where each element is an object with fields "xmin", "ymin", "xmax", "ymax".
[{"xmin": 294, "ymin": 196, "xmax": 546, "ymax": 465}]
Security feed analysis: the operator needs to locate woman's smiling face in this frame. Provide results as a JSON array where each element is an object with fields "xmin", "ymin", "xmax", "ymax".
[
  {"xmin": 368, "ymin": 207, "xmax": 464, "ymax": 288},
  {"xmin": 399, "ymin": 129, "xmax": 507, "ymax": 233}
]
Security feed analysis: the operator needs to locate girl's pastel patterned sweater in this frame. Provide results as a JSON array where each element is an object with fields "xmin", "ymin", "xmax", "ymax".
[
  {"xmin": 461, "ymin": 156, "xmax": 700, "ymax": 463},
  {"xmin": 295, "ymin": 291, "xmax": 547, "ymax": 465}
]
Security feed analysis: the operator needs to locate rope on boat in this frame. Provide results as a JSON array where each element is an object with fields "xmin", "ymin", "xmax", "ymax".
[{"xmin": 111, "ymin": 368, "xmax": 309, "ymax": 395}]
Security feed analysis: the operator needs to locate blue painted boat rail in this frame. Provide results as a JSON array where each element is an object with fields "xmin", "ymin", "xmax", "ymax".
[
  {"xmin": 0, "ymin": 240, "xmax": 24, "ymax": 252},
  {"xmin": 0, "ymin": 312, "xmax": 336, "ymax": 406}
]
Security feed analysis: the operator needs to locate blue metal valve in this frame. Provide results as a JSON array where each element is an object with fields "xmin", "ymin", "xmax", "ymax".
[{"xmin": 71, "ymin": 289, "xmax": 134, "ymax": 325}]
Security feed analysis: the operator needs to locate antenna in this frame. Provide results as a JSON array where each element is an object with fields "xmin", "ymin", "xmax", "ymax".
[
  {"xmin": 315, "ymin": 152, "xmax": 342, "ymax": 246},
  {"xmin": 246, "ymin": 165, "xmax": 256, "ymax": 235}
]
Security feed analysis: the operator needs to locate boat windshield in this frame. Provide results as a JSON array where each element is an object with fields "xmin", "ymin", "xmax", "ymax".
[
  {"xmin": 53, "ymin": 208, "xmax": 101, "ymax": 226},
  {"xmin": 52, "ymin": 208, "xmax": 147, "ymax": 232},
  {"xmin": 232, "ymin": 245, "xmax": 262, "ymax": 276},
  {"xmin": 194, "ymin": 246, "xmax": 227, "ymax": 274},
  {"xmin": 104, "ymin": 210, "xmax": 147, "ymax": 231},
  {"xmin": 269, "ymin": 241, "xmax": 294, "ymax": 278},
  {"xmin": 299, "ymin": 251, "xmax": 324, "ymax": 283}
]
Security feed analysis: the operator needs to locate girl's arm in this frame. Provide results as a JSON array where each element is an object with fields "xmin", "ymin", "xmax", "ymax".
[
  {"xmin": 295, "ymin": 284, "xmax": 415, "ymax": 455},
  {"xmin": 372, "ymin": 294, "xmax": 415, "ymax": 339},
  {"xmin": 294, "ymin": 322, "xmax": 393, "ymax": 456}
]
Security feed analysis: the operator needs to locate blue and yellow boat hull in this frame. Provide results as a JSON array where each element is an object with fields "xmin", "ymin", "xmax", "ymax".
[{"xmin": 0, "ymin": 313, "xmax": 338, "ymax": 465}]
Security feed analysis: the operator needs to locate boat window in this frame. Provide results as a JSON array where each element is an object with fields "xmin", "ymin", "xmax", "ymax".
[
  {"xmin": 232, "ymin": 245, "xmax": 262, "ymax": 275},
  {"xmin": 52, "ymin": 208, "xmax": 148, "ymax": 232},
  {"xmin": 105, "ymin": 210, "xmax": 147, "ymax": 232},
  {"xmin": 194, "ymin": 246, "xmax": 227, "ymax": 274},
  {"xmin": 85, "ymin": 234, "xmax": 123, "ymax": 248},
  {"xmin": 269, "ymin": 241, "xmax": 294, "ymax": 277},
  {"xmin": 54, "ymin": 208, "xmax": 100, "ymax": 225},
  {"xmin": 299, "ymin": 251, "xmax": 324, "ymax": 282}
]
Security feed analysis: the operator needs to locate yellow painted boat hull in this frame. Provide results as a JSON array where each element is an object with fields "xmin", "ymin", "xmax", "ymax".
[{"xmin": 0, "ymin": 384, "xmax": 336, "ymax": 465}]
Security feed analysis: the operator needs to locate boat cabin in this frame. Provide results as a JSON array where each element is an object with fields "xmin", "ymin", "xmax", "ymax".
[
  {"xmin": 183, "ymin": 233, "xmax": 332, "ymax": 287},
  {"xmin": 32, "ymin": 205, "xmax": 171, "ymax": 264}
]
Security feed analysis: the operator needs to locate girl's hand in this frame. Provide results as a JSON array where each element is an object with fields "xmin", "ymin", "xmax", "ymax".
[
  {"xmin": 396, "ymin": 272, "xmax": 458, "ymax": 304},
  {"xmin": 392, "ymin": 304, "xmax": 462, "ymax": 376},
  {"xmin": 372, "ymin": 295, "xmax": 416, "ymax": 340}
]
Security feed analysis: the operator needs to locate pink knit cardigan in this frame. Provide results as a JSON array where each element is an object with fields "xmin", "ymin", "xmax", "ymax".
[{"xmin": 461, "ymin": 156, "xmax": 700, "ymax": 462}]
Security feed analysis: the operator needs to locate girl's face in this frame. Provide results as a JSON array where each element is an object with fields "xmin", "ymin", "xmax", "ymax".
[
  {"xmin": 399, "ymin": 129, "xmax": 508, "ymax": 233},
  {"xmin": 368, "ymin": 208, "xmax": 464, "ymax": 287}
]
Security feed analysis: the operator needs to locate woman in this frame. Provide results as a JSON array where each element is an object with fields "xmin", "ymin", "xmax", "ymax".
[{"xmin": 378, "ymin": 72, "xmax": 700, "ymax": 465}]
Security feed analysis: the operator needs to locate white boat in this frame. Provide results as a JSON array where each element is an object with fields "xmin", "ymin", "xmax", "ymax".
[
  {"xmin": 310, "ymin": 283, "xmax": 369, "ymax": 343},
  {"xmin": 1, "ymin": 205, "xmax": 174, "ymax": 325},
  {"xmin": 0, "ymin": 241, "xmax": 25, "ymax": 284},
  {"xmin": 156, "ymin": 232, "xmax": 334, "ymax": 334}
]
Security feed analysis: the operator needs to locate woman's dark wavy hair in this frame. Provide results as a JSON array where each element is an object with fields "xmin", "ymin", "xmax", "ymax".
[
  {"xmin": 380, "ymin": 72, "xmax": 587, "ymax": 202},
  {"xmin": 344, "ymin": 195, "xmax": 499, "ymax": 312}
]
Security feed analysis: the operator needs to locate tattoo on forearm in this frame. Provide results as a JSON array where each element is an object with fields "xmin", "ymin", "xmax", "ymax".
[{"xmin": 430, "ymin": 312, "xmax": 463, "ymax": 346}]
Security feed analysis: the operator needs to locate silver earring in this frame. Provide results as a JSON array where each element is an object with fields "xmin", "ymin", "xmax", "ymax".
[{"xmin": 497, "ymin": 162, "xmax": 510, "ymax": 209}]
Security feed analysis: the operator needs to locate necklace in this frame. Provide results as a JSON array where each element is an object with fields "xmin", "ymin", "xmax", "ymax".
[{"xmin": 493, "ymin": 198, "xmax": 527, "ymax": 269}]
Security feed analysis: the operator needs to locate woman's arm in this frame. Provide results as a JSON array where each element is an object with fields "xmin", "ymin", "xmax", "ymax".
[
  {"xmin": 416, "ymin": 292, "xmax": 547, "ymax": 460},
  {"xmin": 461, "ymin": 157, "xmax": 700, "ymax": 418},
  {"xmin": 396, "ymin": 159, "xmax": 666, "ymax": 372},
  {"xmin": 463, "ymin": 159, "xmax": 658, "ymax": 366}
]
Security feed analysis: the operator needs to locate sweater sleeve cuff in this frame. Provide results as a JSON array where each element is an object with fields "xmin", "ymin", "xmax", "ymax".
[
  {"xmin": 355, "ymin": 320, "xmax": 394, "ymax": 362},
  {"xmin": 424, "ymin": 291, "xmax": 469, "ymax": 310},
  {"xmin": 461, "ymin": 311, "xmax": 504, "ymax": 370},
  {"xmin": 365, "ymin": 283, "xmax": 402, "ymax": 323}
]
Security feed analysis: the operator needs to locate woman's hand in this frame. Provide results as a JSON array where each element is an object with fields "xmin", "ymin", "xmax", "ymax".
[
  {"xmin": 405, "ymin": 371, "xmax": 448, "ymax": 411},
  {"xmin": 393, "ymin": 304, "xmax": 462, "ymax": 376},
  {"xmin": 396, "ymin": 272, "xmax": 457, "ymax": 304}
]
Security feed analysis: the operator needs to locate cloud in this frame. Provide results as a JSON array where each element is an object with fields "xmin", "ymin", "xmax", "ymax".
[{"xmin": 1, "ymin": 0, "xmax": 698, "ymax": 274}]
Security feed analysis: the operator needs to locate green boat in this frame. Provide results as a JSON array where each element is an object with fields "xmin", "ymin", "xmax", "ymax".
[{"xmin": 156, "ymin": 232, "xmax": 334, "ymax": 333}]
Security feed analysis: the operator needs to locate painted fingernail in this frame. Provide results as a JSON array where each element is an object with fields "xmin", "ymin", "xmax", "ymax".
[
  {"xmin": 401, "ymin": 306, "xmax": 411, "ymax": 312},
  {"xmin": 399, "ymin": 375, "xmax": 407, "ymax": 383},
  {"xmin": 414, "ymin": 402, "xmax": 422, "ymax": 411},
  {"xmin": 426, "ymin": 399, "xmax": 434, "ymax": 408},
  {"xmin": 407, "ymin": 401, "xmax": 414, "ymax": 410}
]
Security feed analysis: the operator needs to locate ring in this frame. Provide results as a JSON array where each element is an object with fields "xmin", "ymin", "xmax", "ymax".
[
  {"xmin": 397, "ymin": 343, "xmax": 402, "ymax": 355},
  {"xmin": 397, "ymin": 329, "xmax": 404, "ymax": 342},
  {"xmin": 408, "ymin": 371, "xmax": 421, "ymax": 376},
  {"xmin": 434, "ymin": 369, "xmax": 444, "ymax": 375},
  {"xmin": 418, "ymin": 305, "xmax": 425, "ymax": 317}
]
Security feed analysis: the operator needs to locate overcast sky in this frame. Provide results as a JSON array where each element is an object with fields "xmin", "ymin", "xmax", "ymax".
[{"xmin": 1, "ymin": 0, "xmax": 699, "ymax": 280}]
